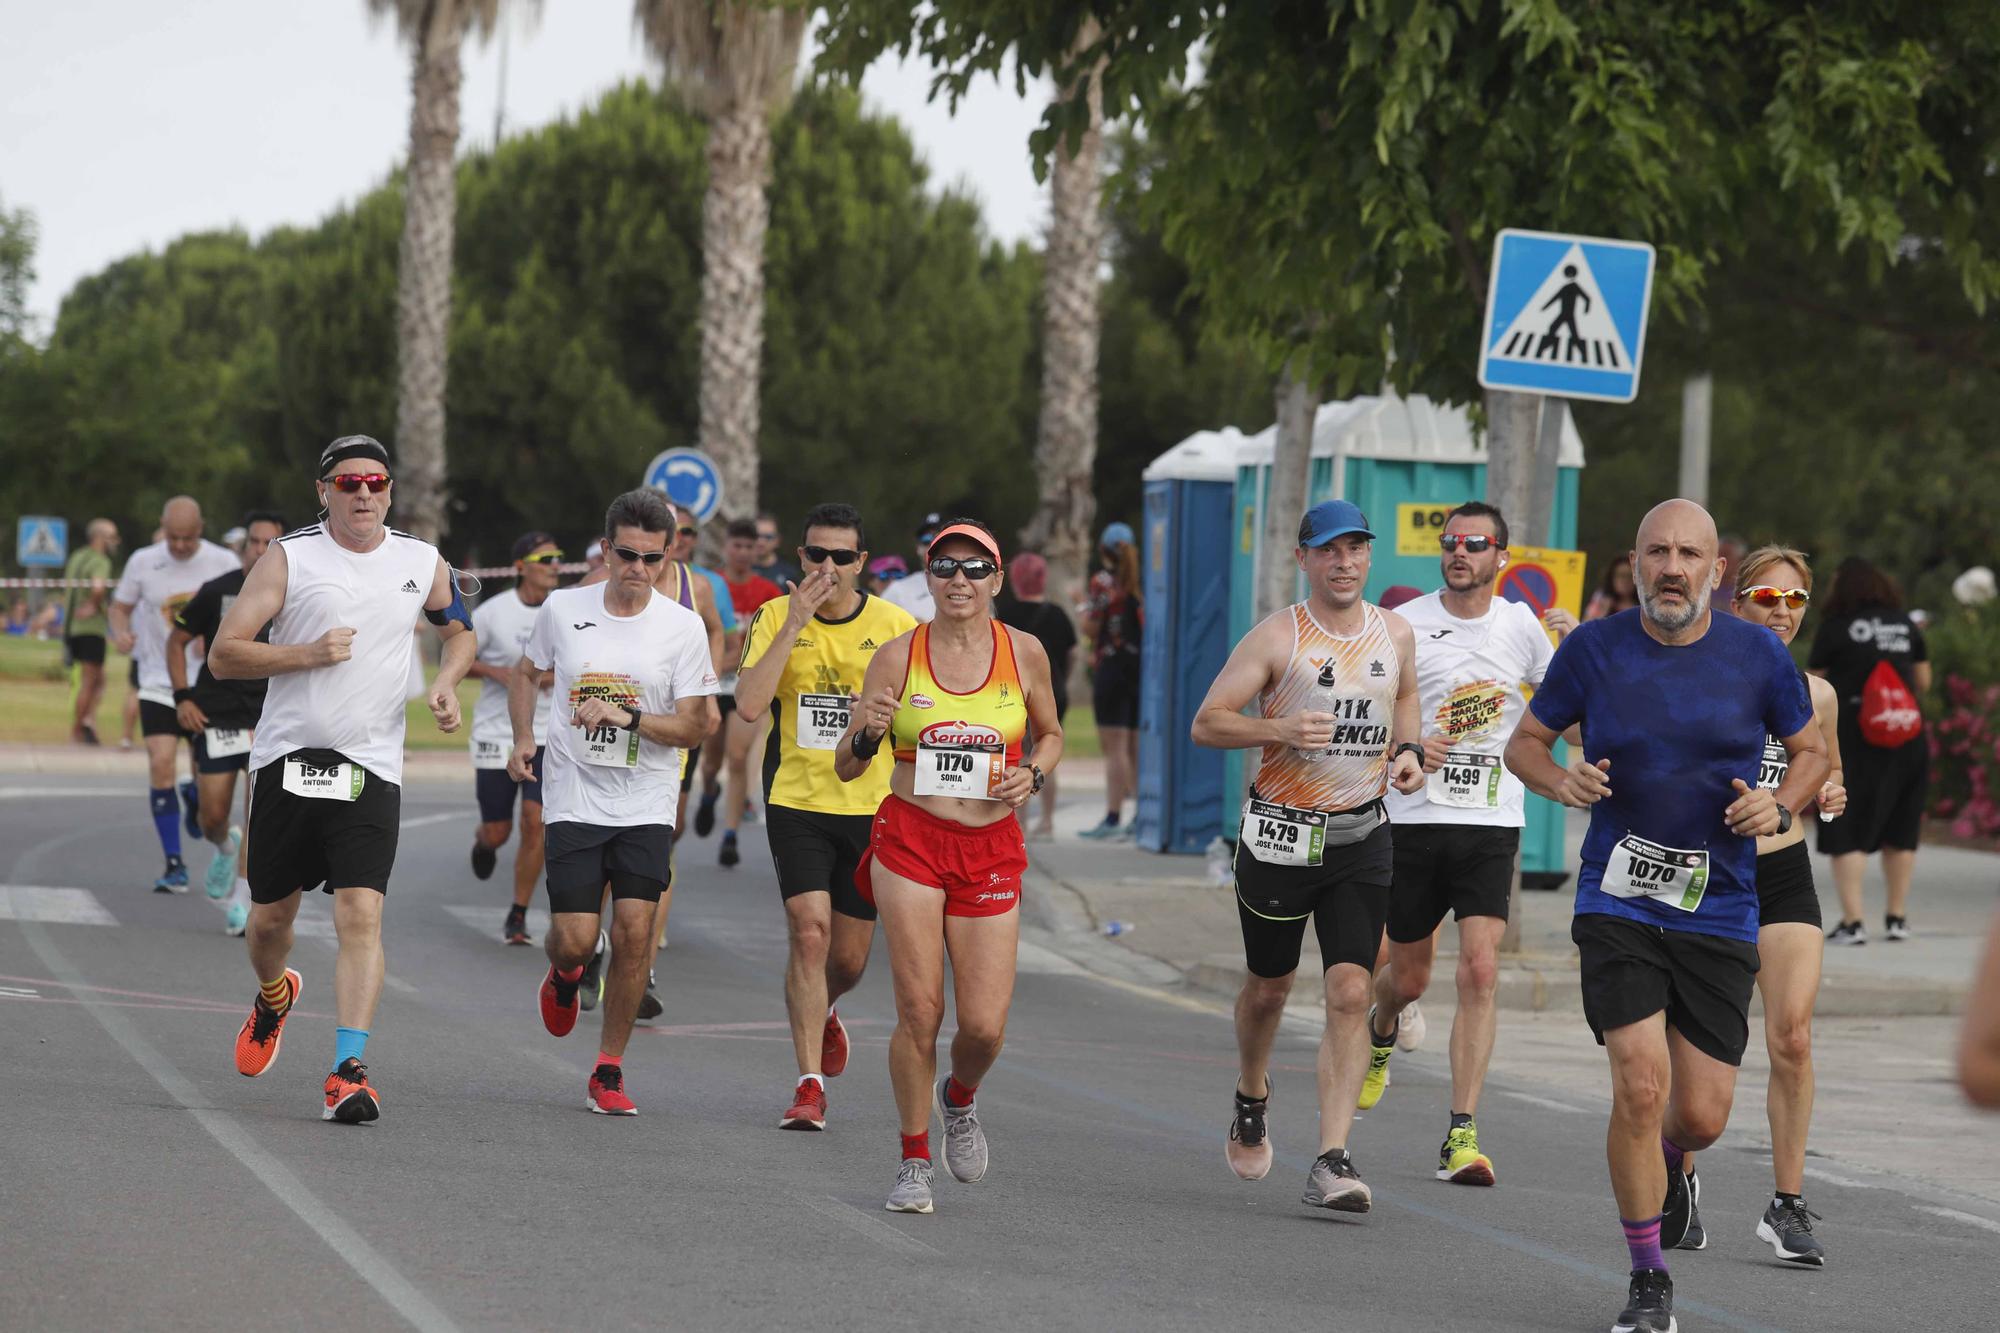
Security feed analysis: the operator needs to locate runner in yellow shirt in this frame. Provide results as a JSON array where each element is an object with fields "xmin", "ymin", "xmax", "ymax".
[{"xmin": 734, "ymin": 502, "xmax": 917, "ymax": 1132}]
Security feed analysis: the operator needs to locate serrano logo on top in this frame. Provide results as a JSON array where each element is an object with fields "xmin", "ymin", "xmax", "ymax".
[
  {"xmin": 569, "ymin": 671, "xmax": 640, "ymax": 709},
  {"xmin": 918, "ymin": 722, "xmax": 1002, "ymax": 749}
]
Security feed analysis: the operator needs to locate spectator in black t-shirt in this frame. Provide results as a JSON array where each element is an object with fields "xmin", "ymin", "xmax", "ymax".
[
  {"xmin": 1080, "ymin": 523, "xmax": 1143, "ymax": 840},
  {"xmin": 997, "ymin": 552, "xmax": 1077, "ymax": 839},
  {"xmin": 1809, "ymin": 557, "xmax": 1931, "ymax": 945}
]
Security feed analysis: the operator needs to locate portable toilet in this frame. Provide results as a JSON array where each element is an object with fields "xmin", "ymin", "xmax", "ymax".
[
  {"xmin": 1222, "ymin": 393, "xmax": 1584, "ymax": 878},
  {"xmin": 1135, "ymin": 429, "xmax": 1243, "ymax": 853}
]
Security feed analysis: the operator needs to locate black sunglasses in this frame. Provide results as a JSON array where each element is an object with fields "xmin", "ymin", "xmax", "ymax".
[
  {"xmin": 675, "ymin": 525, "xmax": 698, "ymax": 538},
  {"xmin": 928, "ymin": 556, "xmax": 999, "ymax": 581},
  {"xmin": 610, "ymin": 544, "xmax": 667, "ymax": 566},
  {"xmin": 801, "ymin": 546, "xmax": 862, "ymax": 567}
]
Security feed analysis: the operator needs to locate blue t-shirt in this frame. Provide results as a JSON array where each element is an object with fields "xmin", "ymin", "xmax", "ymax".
[
  {"xmin": 697, "ymin": 567, "xmax": 737, "ymax": 631},
  {"xmin": 1529, "ymin": 609, "xmax": 1813, "ymax": 942}
]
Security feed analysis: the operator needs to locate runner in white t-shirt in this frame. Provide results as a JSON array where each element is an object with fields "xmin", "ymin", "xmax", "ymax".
[
  {"xmin": 1363, "ymin": 501, "xmax": 1568, "ymax": 1188},
  {"xmin": 519, "ymin": 489, "xmax": 720, "ymax": 1116},
  {"xmin": 108, "ymin": 497, "xmax": 238, "ymax": 892},
  {"xmin": 467, "ymin": 531, "xmax": 560, "ymax": 946}
]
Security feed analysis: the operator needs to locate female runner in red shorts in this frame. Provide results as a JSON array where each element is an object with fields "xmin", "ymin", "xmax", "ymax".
[{"xmin": 836, "ymin": 518, "xmax": 1064, "ymax": 1214}]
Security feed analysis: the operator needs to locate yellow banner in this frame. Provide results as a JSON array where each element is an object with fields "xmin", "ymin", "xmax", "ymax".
[
  {"xmin": 1499, "ymin": 544, "xmax": 1588, "ymax": 634},
  {"xmin": 1394, "ymin": 503, "xmax": 1456, "ymax": 556}
]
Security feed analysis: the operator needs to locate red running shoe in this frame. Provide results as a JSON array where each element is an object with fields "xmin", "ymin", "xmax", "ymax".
[
  {"xmin": 234, "ymin": 968, "xmax": 301, "ymax": 1078},
  {"xmin": 821, "ymin": 1009, "xmax": 850, "ymax": 1078},
  {"xmin": 780, "ymin": 1077, "xmax": 828, "ymax": 1131},
  {"xmin": 588, "ymin": 1063, "xmax": 637, "ymax": 1115},
  {"xmin": 323, "ymin": 1058, "xmax": 381, "ymax": 1124},
  {"xmin": 539, "ymin": 964, "xmax": 580, "ymax": 1037}
]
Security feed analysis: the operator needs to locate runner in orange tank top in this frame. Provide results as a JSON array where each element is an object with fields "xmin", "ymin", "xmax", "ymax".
[
  {"xmin": 1192, "ymin": 499, "xmax": 1424, "ymax": 1214},
  {"xmin": 835, "ymin": 518, "xmax": 1065, "ymax": 1216}
]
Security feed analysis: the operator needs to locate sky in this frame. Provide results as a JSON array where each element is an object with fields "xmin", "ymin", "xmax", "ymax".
[{"xmin": 0, "ymin": 1, "xmax": 1050, "ymax": 330}]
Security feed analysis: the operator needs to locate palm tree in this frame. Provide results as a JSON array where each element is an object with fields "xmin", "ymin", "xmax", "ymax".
[
  {"xmin": 634, "ymin": 0, "xmax": 807, "ymax": 522},
  {"xmin": 369, "ymin": 0, "xmax": 522, "ymax": 543},
  {"xmin": 1020, "ymin": 20, "xmax": 1105, "ymax": 606}
]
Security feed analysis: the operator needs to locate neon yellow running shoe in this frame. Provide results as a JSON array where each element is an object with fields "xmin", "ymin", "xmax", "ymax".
[
  {"xmin": 1357, "ymin": 1028, "xmax": 1395, "ymax": 1111},
  {"xmin": 1437, "ymin": 1120, "xmax": 1495, "ymax": 1186}
]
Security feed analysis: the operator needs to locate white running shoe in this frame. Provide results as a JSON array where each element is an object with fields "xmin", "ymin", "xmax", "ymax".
[{"xmin": 1396, "ymin": 999, "xmax": 1427, "ymax": 1052}]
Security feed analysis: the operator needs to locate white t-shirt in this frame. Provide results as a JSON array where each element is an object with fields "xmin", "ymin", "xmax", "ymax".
[
  {"xmin": 525, "ymin": 584, "xmax": 719, "ymax": 828},
  {"xmin": 1383, "ymin": 591, "xmax": 1553, "ymax": 828},
  {"xmin": 248, "ymin": 526, "xmax": 441, "ymax": 785},
  {"xmin": 881, "ymin": 570, "xmax": 934, "ymax": 623},
  {"xmin": 469, "ymin": 588, "xmax": 552, "ymax": 768},
  {"xmin": 112, "ymin": 540, "xmax": 238, "ymax": 705}
]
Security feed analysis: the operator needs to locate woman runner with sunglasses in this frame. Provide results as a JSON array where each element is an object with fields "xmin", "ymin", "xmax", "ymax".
[
  {"xmin": 1672, "ymin": 548, "xmax": 1845, "ymax": 1265},
  {"xmin": 836, "ymin": 519, "xmax": 1064, "ymax": 1214}
]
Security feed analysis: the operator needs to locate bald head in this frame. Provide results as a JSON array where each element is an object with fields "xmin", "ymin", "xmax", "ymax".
[
  {"xmin": 161, "ymin": 495, "xmax": 205, "ymax": 560},
  {"xmin": 86, "ymin": 518, "xmax": 118, "ymax": 548},
  {"xmin": 1633, "ymin": 498, "xmax": 1720, "ymax": 635}
]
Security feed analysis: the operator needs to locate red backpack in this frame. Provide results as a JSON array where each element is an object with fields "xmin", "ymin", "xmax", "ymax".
[{"xmin": 1858, "ymin": 659, "xmax": 1922, "ymax": 748}]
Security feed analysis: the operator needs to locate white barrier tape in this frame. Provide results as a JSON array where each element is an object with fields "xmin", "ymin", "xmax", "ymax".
[{"xmin": 1, "ymin": 562, "xmax": 592, "ymax": 590}]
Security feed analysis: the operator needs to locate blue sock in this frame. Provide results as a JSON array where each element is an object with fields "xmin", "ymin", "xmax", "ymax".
[
  {"xmin": 334, "ymin": 1027, "xmax": 369, "ymax": 1071},
  {"xmin": 149, "ymin": 787, "xmax": 182, "ymax": 860}
]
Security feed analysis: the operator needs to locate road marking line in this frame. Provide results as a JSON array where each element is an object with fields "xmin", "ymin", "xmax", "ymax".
[
  {"xmin": 801, "ymin": 1195, "xmax": 940, "ymax": 1257},
  {"xmin": 1500, "ymin": 1090, "xmax": 1591, "ymax": 1114},
  {"xmin": 0, "ymin": 787, "xmax": 131, "ymax": 800},
  {"xmin": 1803, "ymin": 1165, "xmax": 1876, "ymax": 1190},
  {"xmin": 399, "ymin": 812, "xmax": 460, "ymax": 831},
  {"xmin": 0, "ymin": 885, "xmax": 117, "ymax": 925},
  {"xmin": 1914, "ymin": 1205, "xmax": 2000, "ymax": 1235},
  {"xmin": 15, "ymin": 916, "xmax": 461, "ymax": 1333},
  {"xmin": 0, "ymin": 984, "xmax": 38, "ymax": 997}
]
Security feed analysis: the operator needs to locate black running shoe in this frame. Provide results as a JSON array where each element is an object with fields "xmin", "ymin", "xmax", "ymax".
[
  {"xmin": 693, "ymin": 784, "xmax": 719, "ymax": 838},
  {"xmin": 1675, "ymin": 1169, "xmax": 1706, "ymax": 1250},
  {"xmin": 1757, "ymin": 1196, "xmax": 1826, "ymax": 1266},
  {"xmin": 503, "ymin": 905, "xmax": 532, "ymax": 946},
  {"xmin": 1612, "ymin": 1268, "xmax": 1674, "ymax": 1333},
  {"xmin": 180, "ymin": 779, "xmax": 201, "ymax": 840},
  {"xmin": 719, "ymin": 832, "xmax": 739, "ymax": 868},
  {"xmin": 1661, "ymin": 1157, "xmax": 1692, "ymax": 1249},
  {"xmin": 471, "ymin": 840, "xmax": 497, "ymax": 881},
  {"xmin": 636, "ymin": 972, "xmax": 664, "ymax": 1022},
  {"xmin": 579, "ymin": 930, "xmax": 606, "ymax": 1013}
]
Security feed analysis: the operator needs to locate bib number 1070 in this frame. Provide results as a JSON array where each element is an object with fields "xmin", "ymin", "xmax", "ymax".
[{"xmin": 1622, "ymin": 855, "xmax": 1680, "ymax": 886}]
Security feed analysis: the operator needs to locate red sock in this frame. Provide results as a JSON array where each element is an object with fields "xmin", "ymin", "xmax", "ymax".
[
  {"xmin": 557, "ymin": 965, "xmax": 584, "ymax": 982},
  {"xmin": 943, "ymin": 1075, "xmax": 977, "ymax": 1108},
  {"xmin": 595, "ymin": 1052, "xmax": 621, "ymax": 1069},
  {"xmin": 901, "ymin": 1132, "xmax": 930, "ymax": 1162}
]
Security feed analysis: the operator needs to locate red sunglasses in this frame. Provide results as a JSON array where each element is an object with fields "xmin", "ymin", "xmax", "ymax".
[{"xmin": 322, "ymin": 473, "xmax": 392, "ymax": 494}]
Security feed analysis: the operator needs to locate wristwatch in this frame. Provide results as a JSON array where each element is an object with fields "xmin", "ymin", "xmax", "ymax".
[
  {"xmin": 1774, "ymin": 804, "xmax": 1793, "ymax": 835},
  {"xmin": 1392, "ymin": 742, "xmax": 1425, "ymax": 766},
  {"xmin": 1029, "ymin": 764, "xmax": 1045, "ymax": 795},
  {"xmin": 623, "ymin": 705, "xmax": 642, "ymax": 731}
]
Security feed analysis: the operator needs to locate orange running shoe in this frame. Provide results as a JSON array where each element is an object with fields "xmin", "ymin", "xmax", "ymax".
[
  {"xmin": 821, "ymin": 1009, "xmax": 850, "ymax": 1078},
  {"xmin": 234, "ymin": 968, "xmax": 301, "ymax": 1078},
  {"xmin": 780, "ymin": 1077, "xmax": 828, "ymax": 1131},
  {"xmin": 323, "ymin": 1058, "xmax": 382, "ymax": 1123}
]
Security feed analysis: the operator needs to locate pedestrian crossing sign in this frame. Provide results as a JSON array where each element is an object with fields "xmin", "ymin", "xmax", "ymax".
[
  {"xmin": 16, "ymin": 516, "xmax": 67, "ymax": 568},
  {"xmin": 1477, "ymin": 230, "xmax": 1655, "ymax": 404}
]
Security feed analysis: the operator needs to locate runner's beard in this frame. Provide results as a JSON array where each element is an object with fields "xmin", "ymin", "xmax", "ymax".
[{"xmin": 1640, "ymin": 577, "xmax": 1710, "ymax": 632}]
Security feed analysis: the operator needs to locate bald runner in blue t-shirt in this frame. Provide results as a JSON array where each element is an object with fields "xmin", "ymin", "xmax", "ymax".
[{"xmin": 1505, "ymin": 499, "xmax": 1829, "ymax": 1333}]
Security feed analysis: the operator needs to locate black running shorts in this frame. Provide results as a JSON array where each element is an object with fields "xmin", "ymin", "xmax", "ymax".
[
  {"xmin": 1387, "ymin": 823, "xmax": 1519, "ymax": 942},
  {"xmin": 246, "ymin": 751, "xmax": 401, "ymax": 903},
  {"xmin": 139, "ymin": 699, "xmax": 186, "ymax": 739},
  {"xmin": 1572, "ymin": 913, "xmax": 1760, "ymax": 1066},
  {"xmin": 766, "ymin": 804, "xmax": 877, "ymax": 921},
  {"xmin": 66, "ymin": 633, "xmax": 106, "ymax": 666},
  {"xmin": 1755, "ymin": 840, "xmax": 1822, "ymax": 929},
  {"xmin": 1233, "ymin": 820, "xmax": 1393, "ymax": 977},
  {"xmin": 544, "ymin": 821, "xmax": 673, "ymax": 915},
  {"xmin": 192, "ymin": 727, "xmax": 253, "ymax": 775},
  {"xmin": 475, "ymin": 748, "xmax": 543, "ymax": 823}
]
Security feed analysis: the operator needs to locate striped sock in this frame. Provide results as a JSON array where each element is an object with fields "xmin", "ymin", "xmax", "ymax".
[
  {"xmin": 1622, "ymin": 1214, "xmax": 1666, "ymax": 1273},
  {"xmin": 901, "ymin": 1132, "xmax": 930, "ymax": 1162},
  {"xmin": 258, "ymin": 974, "xmax": 292, "ymax": 1012}
]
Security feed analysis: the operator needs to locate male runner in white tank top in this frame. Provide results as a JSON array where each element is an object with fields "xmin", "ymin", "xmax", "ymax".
[
  {"xmin": 1193, "ymin": 499, "xmax": 1425, "ymax": 1214},
  {"xmin": 211, "ymin": 435, "xmax": 478, "ymax": 1124}
]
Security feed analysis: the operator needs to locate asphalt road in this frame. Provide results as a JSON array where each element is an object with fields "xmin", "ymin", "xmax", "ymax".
[{"xmin": 1, "ymin": 775, "xmax": 1987, "ymax": 1332}]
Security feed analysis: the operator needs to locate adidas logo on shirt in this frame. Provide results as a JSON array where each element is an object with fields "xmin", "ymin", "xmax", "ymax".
[
  {"xmin": 400, "ymin": 579, "xmax": 422, "ymax": 593},
  {"xmin": 859, "ymin": 638, "xmax": 877, "ymax": 649}
]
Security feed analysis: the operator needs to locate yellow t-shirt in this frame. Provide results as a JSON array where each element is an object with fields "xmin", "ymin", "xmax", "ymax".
[{"xmin": 741, "ymin": 591, "xmax": 918, "ymax": 815}]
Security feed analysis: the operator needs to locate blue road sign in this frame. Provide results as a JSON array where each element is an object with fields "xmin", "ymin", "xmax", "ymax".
[
  {"xmin": 1478, "ymin": 229, "xmax": 1656, "ymax": 404},
  {"xmin": 16, "ymin": 516, "xmax": 68, "ymax": 568},
  {"xmin": 641, "ymin": 448, "xmax": 725, "ymax": 523}
]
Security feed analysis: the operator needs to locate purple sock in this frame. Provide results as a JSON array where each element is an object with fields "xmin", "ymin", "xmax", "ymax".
[
  {"xmin": 1661, "ymin": 1136, "xmax": 1685, "ymax": 1173},
  {"xmin": 1622, "ymin": 1214, "xmax": 1666, "ymax": 1273}
]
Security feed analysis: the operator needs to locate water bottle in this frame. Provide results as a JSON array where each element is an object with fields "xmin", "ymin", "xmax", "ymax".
[
  {"xmin": 1204, "ymin": 836, "xmax": 1234, "ymax": 888},
  {"xmin": 1296, "ymin": 663, "xmax": 1339, "ymax": 758},
  {"xmin": 1102, "ymin": 920, "xmax": 1133, "ymax": 938}
]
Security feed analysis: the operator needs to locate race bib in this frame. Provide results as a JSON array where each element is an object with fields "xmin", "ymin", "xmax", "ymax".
[
  {"xmin": 576, "ymin": 719, "xmax": 639, "ymax": 768},
  {"xmin": 282, "ymin": 756, "xmax": 361, "ymax": 801},
  {"xmin": 1601, "ymin": 834, "xmax": 1709, "ymax": 912},
  {"xmin": 1426, "ymin": 750, "xmax": 1502, "ymax": 810},
  {"xmin": 1756, "ymin": 736, "xmax": 1787, "ymax": 791},
  {"xmin": 1241, "ymin": 797, "xmax": 1325, "ymax": 867},
  {"xmin": 470, "ymin": 737, "xmax": 509, "ymax": 770},
  {"xmin": 204, "ymin": 726, "xmax": 253, "ymax": 759},
  {"xmin": 912, "ymin": 724, "xmax": 1004, "ymax": 800},
  {"xmin": 795, "ymin": 692, "xmax": 851, "ymax": 752}
]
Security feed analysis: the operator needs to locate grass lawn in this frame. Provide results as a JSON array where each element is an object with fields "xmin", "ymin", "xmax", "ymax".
[{"xmin": 0, "ymin": 633, "xmax": 1103, "ymax": 759}]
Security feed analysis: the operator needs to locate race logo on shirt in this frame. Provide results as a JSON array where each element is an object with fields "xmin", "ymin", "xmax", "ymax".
[
  {"xmin": 569, "ymin": 671, "xmax": 640, "ymax": 709},
  {"xmin": 1433, "ymin": 679, "xmax": 1509, "ymax": 742}
]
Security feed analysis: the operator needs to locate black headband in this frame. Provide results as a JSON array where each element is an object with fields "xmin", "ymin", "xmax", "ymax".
[{"xmin": 318, "ymin": 435, "xmax": 390, "ymax": 476}]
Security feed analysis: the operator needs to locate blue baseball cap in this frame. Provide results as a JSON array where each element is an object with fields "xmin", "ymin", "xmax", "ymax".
[
  {"xmin": 1100, "ymin": 521, "xmax": 1135, "ymax": 549},
  {"xmin": 1299, "ymin": 500, "xmax": 1375, "ymax": 547}
]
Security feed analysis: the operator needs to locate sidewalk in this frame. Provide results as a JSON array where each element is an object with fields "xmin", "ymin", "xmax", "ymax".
[{"xmin": 1028, "ymin": 769, "xmax": 1990, "ymax": 1018}]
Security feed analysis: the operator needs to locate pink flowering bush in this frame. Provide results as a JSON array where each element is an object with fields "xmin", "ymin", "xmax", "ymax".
[{"xmin": 1925, "ymin": 611, "xmax": 2000, "ymax": 840}]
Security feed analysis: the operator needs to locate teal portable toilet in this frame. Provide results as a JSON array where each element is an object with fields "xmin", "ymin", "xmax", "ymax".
[{"xmin": 1222, "ymin": 393, "xmax": 1584, "ymax": 880}]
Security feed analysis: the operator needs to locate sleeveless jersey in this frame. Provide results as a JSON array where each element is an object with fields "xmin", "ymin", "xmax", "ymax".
[
  {"xmin": 1255, "ymin": 602, "xmax": 1400, "ymax": 812},
  {"xmin": 248, "ymin": 525, "xmax": 441, "ymax": 785},
  {"xmin": 891, "ymin": 621, "xmax": 1028, "ymax": 769},
  {"xmin": 669, "ymin": 562, "xmax": 695, "ymax": 612}
]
